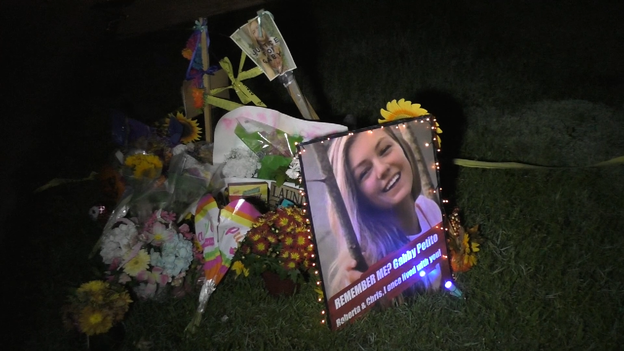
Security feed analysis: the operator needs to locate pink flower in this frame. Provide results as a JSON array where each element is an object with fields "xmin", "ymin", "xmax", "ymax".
[
  {"xmin": 147, "ymin": 222, "xmax": 175, "ymax": 246},
  {"xmin": 136, "ymin": 266, "xmax": 170, "ymax": 286},
  {"xmin": 118, "ymin": 273, "xmax": 132, "ymax": 284}
]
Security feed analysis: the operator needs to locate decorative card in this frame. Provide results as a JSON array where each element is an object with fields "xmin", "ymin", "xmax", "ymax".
[
  {"xmin": 298, "ymin": 117, "xmax": 452, "ymax": 330},
  {"xmin": 228, "ymin": 182, "xmax": 269, "ymax": 203}
]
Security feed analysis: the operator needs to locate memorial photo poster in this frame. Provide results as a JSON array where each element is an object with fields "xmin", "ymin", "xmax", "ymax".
[
  {"xmin": 231, "ymin": 12, "xmax": 297, "ymax": 81},
  {"xmin": 298, "ymin": 118, "xmax": 452, "ymax": 330}
]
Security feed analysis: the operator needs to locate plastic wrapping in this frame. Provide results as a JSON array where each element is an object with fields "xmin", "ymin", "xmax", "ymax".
[
  {"xmin": 185, "ymin": 194, "xmax": 261, "ymax": 335},
  {"xmin": 234, "ymin": 117, "xmax": 301, "ymax": 159}
]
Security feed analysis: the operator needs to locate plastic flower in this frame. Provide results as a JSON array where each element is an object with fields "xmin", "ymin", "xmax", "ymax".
[
  {"xmin": 123, "ymin": 249, "xmax": 150, "ymax": 277},
  {"xmin": 379, "ymin": 99, "xmax": 428, "ymax": 123},
  {"xmin": 79, "ymin": 306, "xmax": 113, "ymax": 335},
  {"xmin": 165, "ymin": 111, "xmax": 202, "ymax": 144}
]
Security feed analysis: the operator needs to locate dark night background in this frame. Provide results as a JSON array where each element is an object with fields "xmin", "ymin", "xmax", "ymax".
[{"xmin": 1, "ymin": 0, "xmax": 623, "ymax": 349}]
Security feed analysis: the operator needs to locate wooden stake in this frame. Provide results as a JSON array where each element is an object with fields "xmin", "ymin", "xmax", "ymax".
[{"xmin": 200, "ymin": 19, "xmax": 213, "ymax": 143}]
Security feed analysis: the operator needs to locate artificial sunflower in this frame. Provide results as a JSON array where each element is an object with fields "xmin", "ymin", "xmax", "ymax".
[
  {"xmin": 447, "ymin": 207, "xmax": 482, "ymax": 272},
  {"xmin": 379, "ymin": 98, "xmax": 429, "ymax": 123},
  {"xmin": 379, "ymin": 98, "xmax": 443, "ymax": 147},
  {"xmin": 165, "ymin": 111, "xmax": 202, "ymax": 144}
]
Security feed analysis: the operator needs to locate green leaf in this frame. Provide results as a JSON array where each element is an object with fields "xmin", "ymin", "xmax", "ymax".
[{"xmin": 257, "ymin": 155, "xmax": 292, "ymax": 181}]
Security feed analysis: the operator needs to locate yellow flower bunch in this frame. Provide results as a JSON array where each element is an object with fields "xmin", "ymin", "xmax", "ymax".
[
  {"xmin": 124, "ymin": 154, "xmax": 163, "ymax": 180},
  {"xmin": 62, "ymin": 280, "xmax": 132, "ymax": 336},
  {"xmin": 233, "ymin": 206, "xmax": 315, "ymax": 284}
]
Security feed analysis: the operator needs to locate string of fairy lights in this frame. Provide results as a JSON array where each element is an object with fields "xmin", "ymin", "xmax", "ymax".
[{"xmin": 294, "ymin": 117, "xmax": 455, "ymax": 326}]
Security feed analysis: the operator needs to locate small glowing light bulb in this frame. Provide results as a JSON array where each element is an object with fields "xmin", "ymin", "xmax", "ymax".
[{"xmin": 444, "ymin": 281, "xmax": 463, "ymax": 298}]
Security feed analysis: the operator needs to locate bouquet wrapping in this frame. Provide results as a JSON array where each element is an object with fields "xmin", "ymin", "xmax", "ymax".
[{"xmin": 185, "ymin": 194, "xmax": 261, "ymax": 334}]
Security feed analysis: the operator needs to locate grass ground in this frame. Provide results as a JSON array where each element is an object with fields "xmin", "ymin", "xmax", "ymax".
[{"xmin": 4, "ymin": 0, "xmax": 624, "ymax": 350}]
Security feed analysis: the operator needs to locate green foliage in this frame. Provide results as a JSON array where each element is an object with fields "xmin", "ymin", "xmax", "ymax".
[{"xmin": 257, "ymin": 155, "xmax": 292, "ymax": 186}]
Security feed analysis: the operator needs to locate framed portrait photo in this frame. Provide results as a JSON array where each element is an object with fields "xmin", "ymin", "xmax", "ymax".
[{"xmin": 298, "ymin": 117, "xmax": 452, "ymax": 330}]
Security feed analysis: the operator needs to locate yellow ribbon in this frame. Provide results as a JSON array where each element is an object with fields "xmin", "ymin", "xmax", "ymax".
[
  {"xmin": 206, "ymin": 52, "xmax": 266, "ymax": 111},
  {"xmin": 453, "ymin": 156, "xmax": 624, "ymax": 169}
]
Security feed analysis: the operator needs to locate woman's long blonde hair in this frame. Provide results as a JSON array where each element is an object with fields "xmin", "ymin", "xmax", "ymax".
[{"xmin": 326, "ymin": 127, "xmax": 422, "ymax": 296}]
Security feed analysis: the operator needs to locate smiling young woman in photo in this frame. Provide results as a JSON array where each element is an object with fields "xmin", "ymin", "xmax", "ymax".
[{"xmin": 326, "ymin": 127, "xmax": 442, "ymax": 296}]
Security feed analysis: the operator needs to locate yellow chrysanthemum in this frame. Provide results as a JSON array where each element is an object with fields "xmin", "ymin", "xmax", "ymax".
[
  {"xmin": 79, "ymin": 307, "xmax": 113, "ymax": 336},
  {"xmin": 379, "ymin": 98, "xmax": 429, "ymax": 123},
  {"xmin": 283, "ymin": 260, "xmax": 297, "ymax": 270},
  {"xmin": 283, "ymin": 236, "xmax": 294, "ymax": 246},
  {"xmin": 289, "ymin": 251, "xmax": 302, "ymax": 262},
  {"xmin": 165, "ymin": 112, "xmax": 202, "ymax": 144},
  {"xmin": 231, "ymin": 261, "xmax": 249, "ymax": 277},
  {"xmin": 123, "ymin": 249, "xmax": 150, "ymax": 277},
  {"xmin": 76, "ymin": 280, "xmax": 107, "ymax": 294}
]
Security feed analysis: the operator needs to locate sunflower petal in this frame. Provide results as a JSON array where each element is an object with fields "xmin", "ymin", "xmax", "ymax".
[{"xmin": 380, "ymin": 108, "xmax": 393, "ymax": 120}]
